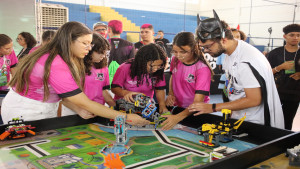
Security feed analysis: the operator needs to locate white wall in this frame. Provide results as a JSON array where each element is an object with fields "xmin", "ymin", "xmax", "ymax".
[
  {"xmin": 0, "ymin": 0, "xmax": 36, "ymax": 54},
  {"xmin": 45, "ymin": 0, "xmax": 300, "ymax": 48},
  {"xmin": 198, "ymin": 0, "xmax": 300, "ymax": 48}
]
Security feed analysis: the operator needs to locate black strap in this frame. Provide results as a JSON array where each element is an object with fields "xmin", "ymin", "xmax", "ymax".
[{"xmin": 243, "ymin": 62, "xmax": 271, "ymax": 126}]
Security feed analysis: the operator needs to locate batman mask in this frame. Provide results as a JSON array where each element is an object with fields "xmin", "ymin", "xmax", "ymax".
[{"xmin": 196, "ymin": 10, "xmax": 225, "ymax": 43}]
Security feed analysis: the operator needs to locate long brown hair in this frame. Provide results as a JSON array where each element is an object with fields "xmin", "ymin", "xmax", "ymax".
[
  {"xmin": 84, "ymin": 33, "xmax": 110, "ymax": 75},
  {"xmin": 9, "ymin": 21, "xmax": 92, "ymax": 101},
  {"xmin": 172, "ymin": 32, "xmax": 214, "ymax": 78}
]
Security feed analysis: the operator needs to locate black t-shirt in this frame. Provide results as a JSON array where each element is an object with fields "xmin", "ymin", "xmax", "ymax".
[
  {"xmin": 134, "ymin": 41, "xmax": 144, "ymax": 50},
  {"xmin": 109, "ymin": 38, "xmax": 135, "ymax": 65},
  {"xmin": 268, "ymin": 46, "xmax": 300, "ymax": 101},
  {"xmin": 134, "ymin": 41, "xmax": 166, "ymax": 51},
  {"xmin": 155, "ymin": 38, "xmax": 170, "ymax": 46},
  {"xmin": 17, "ymin": 48, "xmax": 32, "ymax": 59}
]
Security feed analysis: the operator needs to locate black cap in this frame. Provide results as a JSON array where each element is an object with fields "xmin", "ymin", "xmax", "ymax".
[{"xmin": 196, "ymin": 10, "xmax": 225, "ymax": 42}]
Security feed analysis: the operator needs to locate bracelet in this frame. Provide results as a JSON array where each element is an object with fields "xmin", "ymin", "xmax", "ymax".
[
  {"xmin": 274, "ymin": 66, "xmax": 280, "ymax": 72},
  {"xmin": 212, "ymin": 103, "xmax": 217, "ymax": 112}
]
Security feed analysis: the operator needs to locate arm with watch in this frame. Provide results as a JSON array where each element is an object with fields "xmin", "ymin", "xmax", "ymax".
[{"xmin": 188, "ymin": 87, "xmax": 262, "ymax": 116}]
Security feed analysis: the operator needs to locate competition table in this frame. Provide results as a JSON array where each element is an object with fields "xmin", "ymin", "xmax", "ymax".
[{"xmin": 0, "ymin": 113, "xmax": 299, "ymax": 169}]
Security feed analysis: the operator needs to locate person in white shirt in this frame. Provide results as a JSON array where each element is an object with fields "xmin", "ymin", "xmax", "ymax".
[{"xmin": 188, "ymin": 10, "xmax": 284, "ymax": 129}]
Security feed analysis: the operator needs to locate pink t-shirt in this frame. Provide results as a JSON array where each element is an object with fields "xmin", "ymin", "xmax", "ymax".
[
  {"xmin": 84, "ymin": 66, "xmax": 110, "ymax": 105},
  {"xmin": 13, "ymin": 53, "xmax": 81, "ymax": 103},
  {"xmin": 29, "ymin": 46, "xmax": 40, "ymax": 54},
  {"xmin": 111, "ymin": 63, "xmax": 166, "ymax": 100},
  {"xmin": 0, "ymin": 50, "xmax": 18, "ymax": 91},
  {"xmin": 170, "ymin": 58, "xmax": 211, "ymax": 108}
]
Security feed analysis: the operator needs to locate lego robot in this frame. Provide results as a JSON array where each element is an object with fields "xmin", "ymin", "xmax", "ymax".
[
  {"xmin": 0, "ymin": 118, "xmax": 36, "ymax": 140},
  {"xmin": 114, "ymin": 115, "xmax": 128, "ymax": 145},
  {"xmin": 198, "ymin": 109, "xmax": 246, "ymax": 147},
  {"xmin": 115, "ymin": 94, "xmax": 168, "ymax": 128}
]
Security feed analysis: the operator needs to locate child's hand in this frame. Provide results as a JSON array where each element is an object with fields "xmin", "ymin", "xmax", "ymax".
[
  {"xmin": 124, "ymin": 92, "xmax": 142, "ymax": 102},
  {"xmin": 126, "ymin": 114, "xmax": 150, "ymax": 126},
  {"xmin": 166, "ymin": 95, "xmax": 176, "ymax": 107}
]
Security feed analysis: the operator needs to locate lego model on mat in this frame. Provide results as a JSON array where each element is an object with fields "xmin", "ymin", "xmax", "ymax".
[
  {"xmin": 115, "ymin": 94, "xmax": 168, "ymax": 128},
  {"xmin": 101, "ymin": 115, "xmax": 131, "ymax": 158},
  {"xmin": 198, "ymin": 109, "xmax": 246, "ymax": 147},
  {"xmin": 0, "ymin": 118, "xmax": 36, "ymax": 140}
]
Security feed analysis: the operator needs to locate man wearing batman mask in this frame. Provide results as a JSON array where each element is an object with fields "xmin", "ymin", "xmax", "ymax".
[{"xmin": 188, "ymin": 10, "xmax": 284, "ymax": 129}]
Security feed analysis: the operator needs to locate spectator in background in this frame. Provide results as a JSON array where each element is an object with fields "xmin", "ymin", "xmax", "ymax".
[
  {"xmin": 30, "ymin": 30, "xmax": 56, "ymax": 53},
  {"xmin": 155, "ymin": 30, "xmax": 170, "ymax": 47},
  {"xmin": 107, "ymin": 20, "xmax": 135, "ymax": 84},
  {"xmin": 93, "ymin": 22, "xmax": 108, "ymax": 38},
  {"xmin": 155, "ymin": 30, "xmax": 172, "ymax": 59},
  {"xmin": 231, "ymin": 28, "xmax": 247, "ymax": 41},
  {"xmin": 267, "ymin": 24, "xmax": 300, "ymax": 130},
  {"xmin": 135, "ymin": 24, "xmax": 155, "ymax": 50},
  {"xmin": 262, "ymin": 51, "xmax": 269, "ymax": 57},
  {"xmin": 16, "ymin": 32, "xmax": 37, "ymax": 59}
]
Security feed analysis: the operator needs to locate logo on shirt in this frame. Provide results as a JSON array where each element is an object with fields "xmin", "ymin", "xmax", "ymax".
[
  {"xmin": 186, "ymin": 74, "xmax": 195, "ymax": 83},
  {"xmin": 151, "ymin": 77, "xmax": 157, "ymax": 86},
  {"xmin": 95, "ymin": 73, "xmax": 104, "ymax": 81},
  {"xmin": 128, "ymin": 80, "xmax": 137, "ymax": 85},
  {"xmin": 114, "ymin": 41, "xmax": 120, "ymax": 49},
  {"xmin": 5, "ymin": 59, "xmax": 11, "ymax": 66},
  {"xmin": 172, "ymin": 67, "xmax": 177, "ymax": 73}
]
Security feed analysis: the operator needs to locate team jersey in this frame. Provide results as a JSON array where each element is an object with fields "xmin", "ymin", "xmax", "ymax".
[
  {"xmin": 111, "ymin": 62, "xmax": 166, "ymax": 100},
  {"xmin": 170, "ymin": 58, "xmax": 211, "ymax": 108},
  {"xmin": 13, "ymin": 53, "xmax": 81, "ymax": 103},
  {"xmin": 84, "ymin": 66, "xmax": 110, "ymax": 104},
  {"xmin": 0, "ymin": 50, "xmax": 18, "ymax": 91}
]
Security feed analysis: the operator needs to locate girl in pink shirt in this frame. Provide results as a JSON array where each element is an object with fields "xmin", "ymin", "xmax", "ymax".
[
  {"xmin": 111, "ymin": 43, "xmax": 168, "ymax": 113},
  {"xmin": 0, "ymin": 34, "xmax": 18, "ymax": 91},
  {"xmin": 1, "ymin": 21, "xmax": 149, "ymax": 127},
  {"xmin": 61, "ymin": 33, "xmax": 115, "ymax": 116},
  {"xmin": 83, "ymin": 33, "xmax": 115, "ymax": 106},
  {"xmin": 161, "ymin": 32, "xmax": 213, "ymax": 130}
]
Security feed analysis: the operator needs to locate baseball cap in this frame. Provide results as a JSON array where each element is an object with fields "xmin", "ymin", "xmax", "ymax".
[{"xmin": 93, "ymin": 22, "xmax": 108, "ymax": 30}]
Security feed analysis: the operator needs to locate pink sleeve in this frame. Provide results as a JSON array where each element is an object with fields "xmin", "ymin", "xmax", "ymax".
[
  {"xmin": 111, "ymin": 64, "xmax": 127, "ymax": 88},
  {"xmin": 48, "ymin": 58, "xmax": 81, "ymax": 98},
  {"xmin": 8, "ymin": 50, "xmax": 18, "ymax": 67},
  {"xmin": 195, "ymin": 67, "xmax": 211, "ymax": 96},
  {"xmin": 103, "ymin": 67, "xmax": 110, "ymax": 90}
]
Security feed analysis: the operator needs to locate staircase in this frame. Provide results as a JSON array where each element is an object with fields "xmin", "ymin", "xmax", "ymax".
[{"xmin": 89, "ymin": 5, "xmax": 140, "ymax": 43}]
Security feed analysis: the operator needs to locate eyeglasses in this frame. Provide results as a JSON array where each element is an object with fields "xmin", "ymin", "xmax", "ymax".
[
  {"xmin": 150, "ymin": 64, "xmax": 164, "ymax": 70},
  {"xmin": 199, "ymin": 41, "xmax": 216, "ymax": 51},
  {"xmin": 95, "ymin": 28, "xmax": 107, "ymax": 32},
  {"xmin": 76, "ymin": 40, "xmax": 94, "ymax": 49},
  {"xmin": 16, "ymin": 38, "xmax": 23, "ymax": 41}
]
